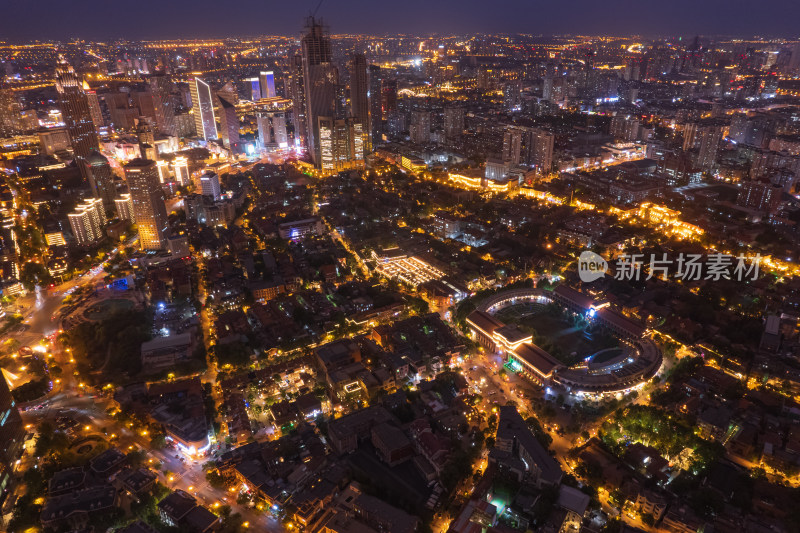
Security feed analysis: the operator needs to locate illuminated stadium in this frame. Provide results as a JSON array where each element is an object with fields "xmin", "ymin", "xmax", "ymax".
[{"xmin": 466, "ymin": 285, "xmax": 662, "ymax": 398}]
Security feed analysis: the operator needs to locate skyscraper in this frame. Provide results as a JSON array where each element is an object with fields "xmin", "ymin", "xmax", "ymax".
[
  {"xmin": 289, "ymin": 55, "xmax": 307, "ymax": 148},
  {"xmin": 258, "ymin": 112, "xmax": 288, "ymax": 149},
  {"xmin": 148, "ymin": 72, "xmax": 177, "ymax": 136},
  {"xmin": 502, "ymin": 125, "xmax": 553, "ymax": 174},
  {"xmin": 55, "ymin": 57, "xmax": 99, "ymax": 160},
  {"xmin": 0, "ymin": 373, "xmax": 24, "ymax": 510},
  {"xmin": 349, "ymin": 54, "xmax": 370, "ymax": 154},
  {"xmin": 68, "ymin": 198, "xmax": 106, "ymax": 246},
  {"xmin": 382, "ymin": 78, "xmax": 398, "ymax": 114},
  {"xmin": 318, "ymin": 117, "xmax": 363, "ymax": 173},
  {"xmin": 368, "ymin": 65, "xmax": 383, "ymax": 147},
  {"xmin": 190, "ymin": 77, "xmax": 218, "ymax": 141},
  {"xmin": 259, "ymin": 71, "xmax": 276, "ymax": 99},
  {"xmin": 124, "ymin": 159, "xmax": 169, "ymax": 250},
  {"xmin": 83, "ymin": 81, "xmax": 105, "ymax": 130},
  {"xmin": 136, "ymin": 118, "xmax": 157, "ymax": 160},
  {"xmin": 0, "ymin": 83, "xmax": 23, "ymax": 137},
  {"xmin": 84, "ymin": 150, "xmax": 116, "ymax": 208},
  {"xmin": 218, "ymin": 97, "xmax": 240, "ymax": 150},
  {"xmin": 301, "ymin": 17, "xmax": 338, "ymax": 167}
]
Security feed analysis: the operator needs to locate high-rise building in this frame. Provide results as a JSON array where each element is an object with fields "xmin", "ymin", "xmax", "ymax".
[
  {"xmin": 200, "ymin": 171, "xmax": 221, "ymax": 201},
  {"xmin": 502, "ymin": 125, "xmax": 553, "ymax": 174},
  {"xmin": 0, "ymin": 84, "xmax": 23, "ymax": 136},
  {"xmin": 289, "ymin": 55, "xmax": 307, "ymax": 148},
  {"xmin": 0, "ymin": 372, "xmax": 24, "ymax": 510},
  {"xmin": 124, "ymin": 159, "xmax": 169, "ymax": 250},
  {"xmin": 410, "ymin": 109, "xmax": 430, "ymax": 145},
  {"xmin": 55, "ymin": 57, "xmax": 99, "ymax": 160},
  {"xmin": 382, "ymin": 78, "xmax": 398, "ymax": 114},
  {"xmin": 260, "ymin": 71, "xmax": 276, "ymax": 99},
  {"xmin": 443, "ymin": 105, "xmax": 465, "ymax": 140},
  {"xmin": 84, "ymin": 150, "xmax": 116, "ymax": 208},
  {"xmin": 503, "ymin": 81, "xmax": 523, "ymax": 111},
  {"xmin": 697, "ymin": 125, "xmax": 723, "ymax": 172},
  {"xmin": 84, "ymin": 82, "xmax": 105, "ymax": 130},
  {"xmin": 218, "ymin": 97, "xmax": 240, "ymax": 150},
  {"xmin": 349, "ymin": 54, "xmax": 370, "ymax": 154},
  {"xmin": 148, "ymin": 72, "xmax": 177, "ymax": 136},
  {"xmin": 136, "ymin": 118, "xmax": 157, "ymax": 160},
  {"xmin": 190, "ymin": 77, "xmax": 218, "ymax": 141},
  {"xmin": 318, "ymin": 117, "xmax": 363, "ymax": 173},
  {"xmin": 68, "ymin": 198, "xmax": 107, "ymax": 246},
  {"xmin": 301, "ymin": 17, "xmax": 338, "ymax": 167},
  {"xmin": 530, "ymin": 128, "xmax": 554, "ymax": 175},
  {"xmin": 156, "ymin": 160, "xmax": 171, "ymax": 183},
  {"xmin": 258, "ymin": 112, "xmax": 288, "ymax": 148},
  {"xmin": 368, "ymin": 65, "xmax": 383, "ymax": 146},
  {"xmin": 246, "ymin": 77, "xmax": 262, "ymax": 101},
  {"xmin": 115, "ymin": 193, "xmax": 135, "ymax": 222},
  {"xmin": 172, "ymin": 156, "xmax": 190, "ymax": 186}
]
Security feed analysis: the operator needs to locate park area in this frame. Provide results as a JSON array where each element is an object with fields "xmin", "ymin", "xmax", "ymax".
[{"xmin": 494, "ymin": 302, "xmax": 619, "ymax": 366}]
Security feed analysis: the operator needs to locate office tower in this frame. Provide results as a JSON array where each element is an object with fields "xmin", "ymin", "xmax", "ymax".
[
  {"xmin": 68, "ymin": 198, "xmax": 107, "ymax": 246},
  {"xmin": 84, "ymin": 150, "xmax": 116, "ymax": 208},
  {"xmin": 115, "ymin": 193, "xmax": 135, "ymax": 222},
  {"xmin": 0, "ymin": 84, "xmax": 23, "ymax": 136},
  {"xmin": 410, "ymin": 109, "xmax": 430, "ymax": 144},
  {"xmin": 190, "ymin": 77, "xmax": 218, "ymax": 140},
  {"xmin": 156, "ymin": 160, "xmax": 171, "ymax": 183},
  {"xmin": 318, "ymin": 117, "xmax": 363, "ymax": 173},
  {"xmin": 246, "ymin": 78, "xmax": 262, "ymax": 101},
  {"xmin": 382, "ymin": 78, "xmax": 398, "ymax": 114},
  {"xmin": 443, "ymin": 105, "xmax": 465, "ymax": 140},
  {"xmin": 349, "ymin": 54, "xmax": 370, "ymax": 154},
  {"xmin": 218, "ymin": 97, "xmax": 240, "ymax": 150},
  {"xmin": 289, "ymin": 55, "xmax": 307, "ymax": 148},
  {"xmin": 148, "ymin": 72, "xmax": 177, "ymax": 136},
  {"xmin": 0, "ymin": 372, "xmax": 24, "ymax": 510},
  {"xmin": 200, "ymin": 171, "xmax": 221, "ymax": 200},
  {"xmin": 137, "ymin": 119, "xmax": 157, "ymax": 160},
  {"xmin": 55, "ymin": 57, "xmax": 99, "ymax": 159},
  {"xmin": 258, "ymin": 111, "xmax": 288, "ymax": 148},
  {"xmin": 174, "ymin": 111, "xmax": 196, "ymax": 138},
  {"xmin": 260, "ymin": 71, "xmax": 276, "ymax": 99},
  {"xmin": 610, "ymin": 115, "xmax": 640, "ymax": 142},
  {"xmin": 83, "ymin": 82, "xmax": 105, "ymax": 129},
  {"xmin": 697, "ymin": 125, "xmax": 723, "ymax": 172},
  {"xmin": 368, "ymin": 65, "xmax": 382, "ymax": 146},
  {"xmin": 124, "ymin": 159, "xmax": 169, "ymax": 250},
  {"xmin": 542, "ymin": 73, "xmax": 554, "ymax": 101},
  {"xmin": 301, "ymin": 17, "xmax": 338, "ymax": 167},
  {"xmin": 173, "ymin": 156, "xmax": 190, "ymax": 186}
]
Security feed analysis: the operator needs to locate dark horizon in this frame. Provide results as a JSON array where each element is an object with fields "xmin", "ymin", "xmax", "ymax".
[{"xmin": 2, "ymin": 0, "xmax": 800, "ymax": 42}]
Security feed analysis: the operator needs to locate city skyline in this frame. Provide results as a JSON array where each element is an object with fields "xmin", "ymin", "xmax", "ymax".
[{"xmin": 2, "ymin": 0, "xmax": 800, "ymax": 41}]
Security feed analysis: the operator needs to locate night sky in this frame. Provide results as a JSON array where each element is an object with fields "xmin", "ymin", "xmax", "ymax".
[{"xmin": 1, "ymin": 0, "xmax": 799, "ymax": 41}]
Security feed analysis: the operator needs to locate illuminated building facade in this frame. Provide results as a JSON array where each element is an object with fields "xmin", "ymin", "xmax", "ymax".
[
  {"xmin": 190, "ymin": 77, "xmax": 218, "ymax": 141},
  {"xmin": 301, "ymin": 17, "xmax": 338, "ymax": 167},
  {"xmin": 68, "ymin": 198, "xmax": 107, "ymax": 246},
  {"xmin": 0, "ymin": 373, "xmax": 23, "ymax": 509},
  {"xmin": 115, "ymin": 193, "xmax": 135, "ymax": 223},
  {"xmin": 318, "ymin": 117, "xmax": 364, "ymax": 173},
  {"xmin": 148, "ymin": 72, "xmax": 177, "ymax": 136},
  {"xmin": 124, "ymin": 159, "xmax": 169, "ymax": 250},
  {"xmin": 172, "ymin": 156, "xmax": 190, "ymax": 186},
  {"xmin": 349, "ymin": 54, "xmax": 370, "ymax": 154},
  {"xmin": 218, "ymin": 96, "xmax": 239, "ymax": 150},
  {"xmin": 84, "ymin": 150, "xmax": 116, "ymax": 208},
  {"xmin": 368, "ymin": 65, "xmax": 383, "ymax": 146},
  {"xmin": 55, "ymin": 57, "xmax": 99, "ymax": 160},
  {"xmin": 259, "ymin": 71, "xmax": 276, "ymax": 99}
]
